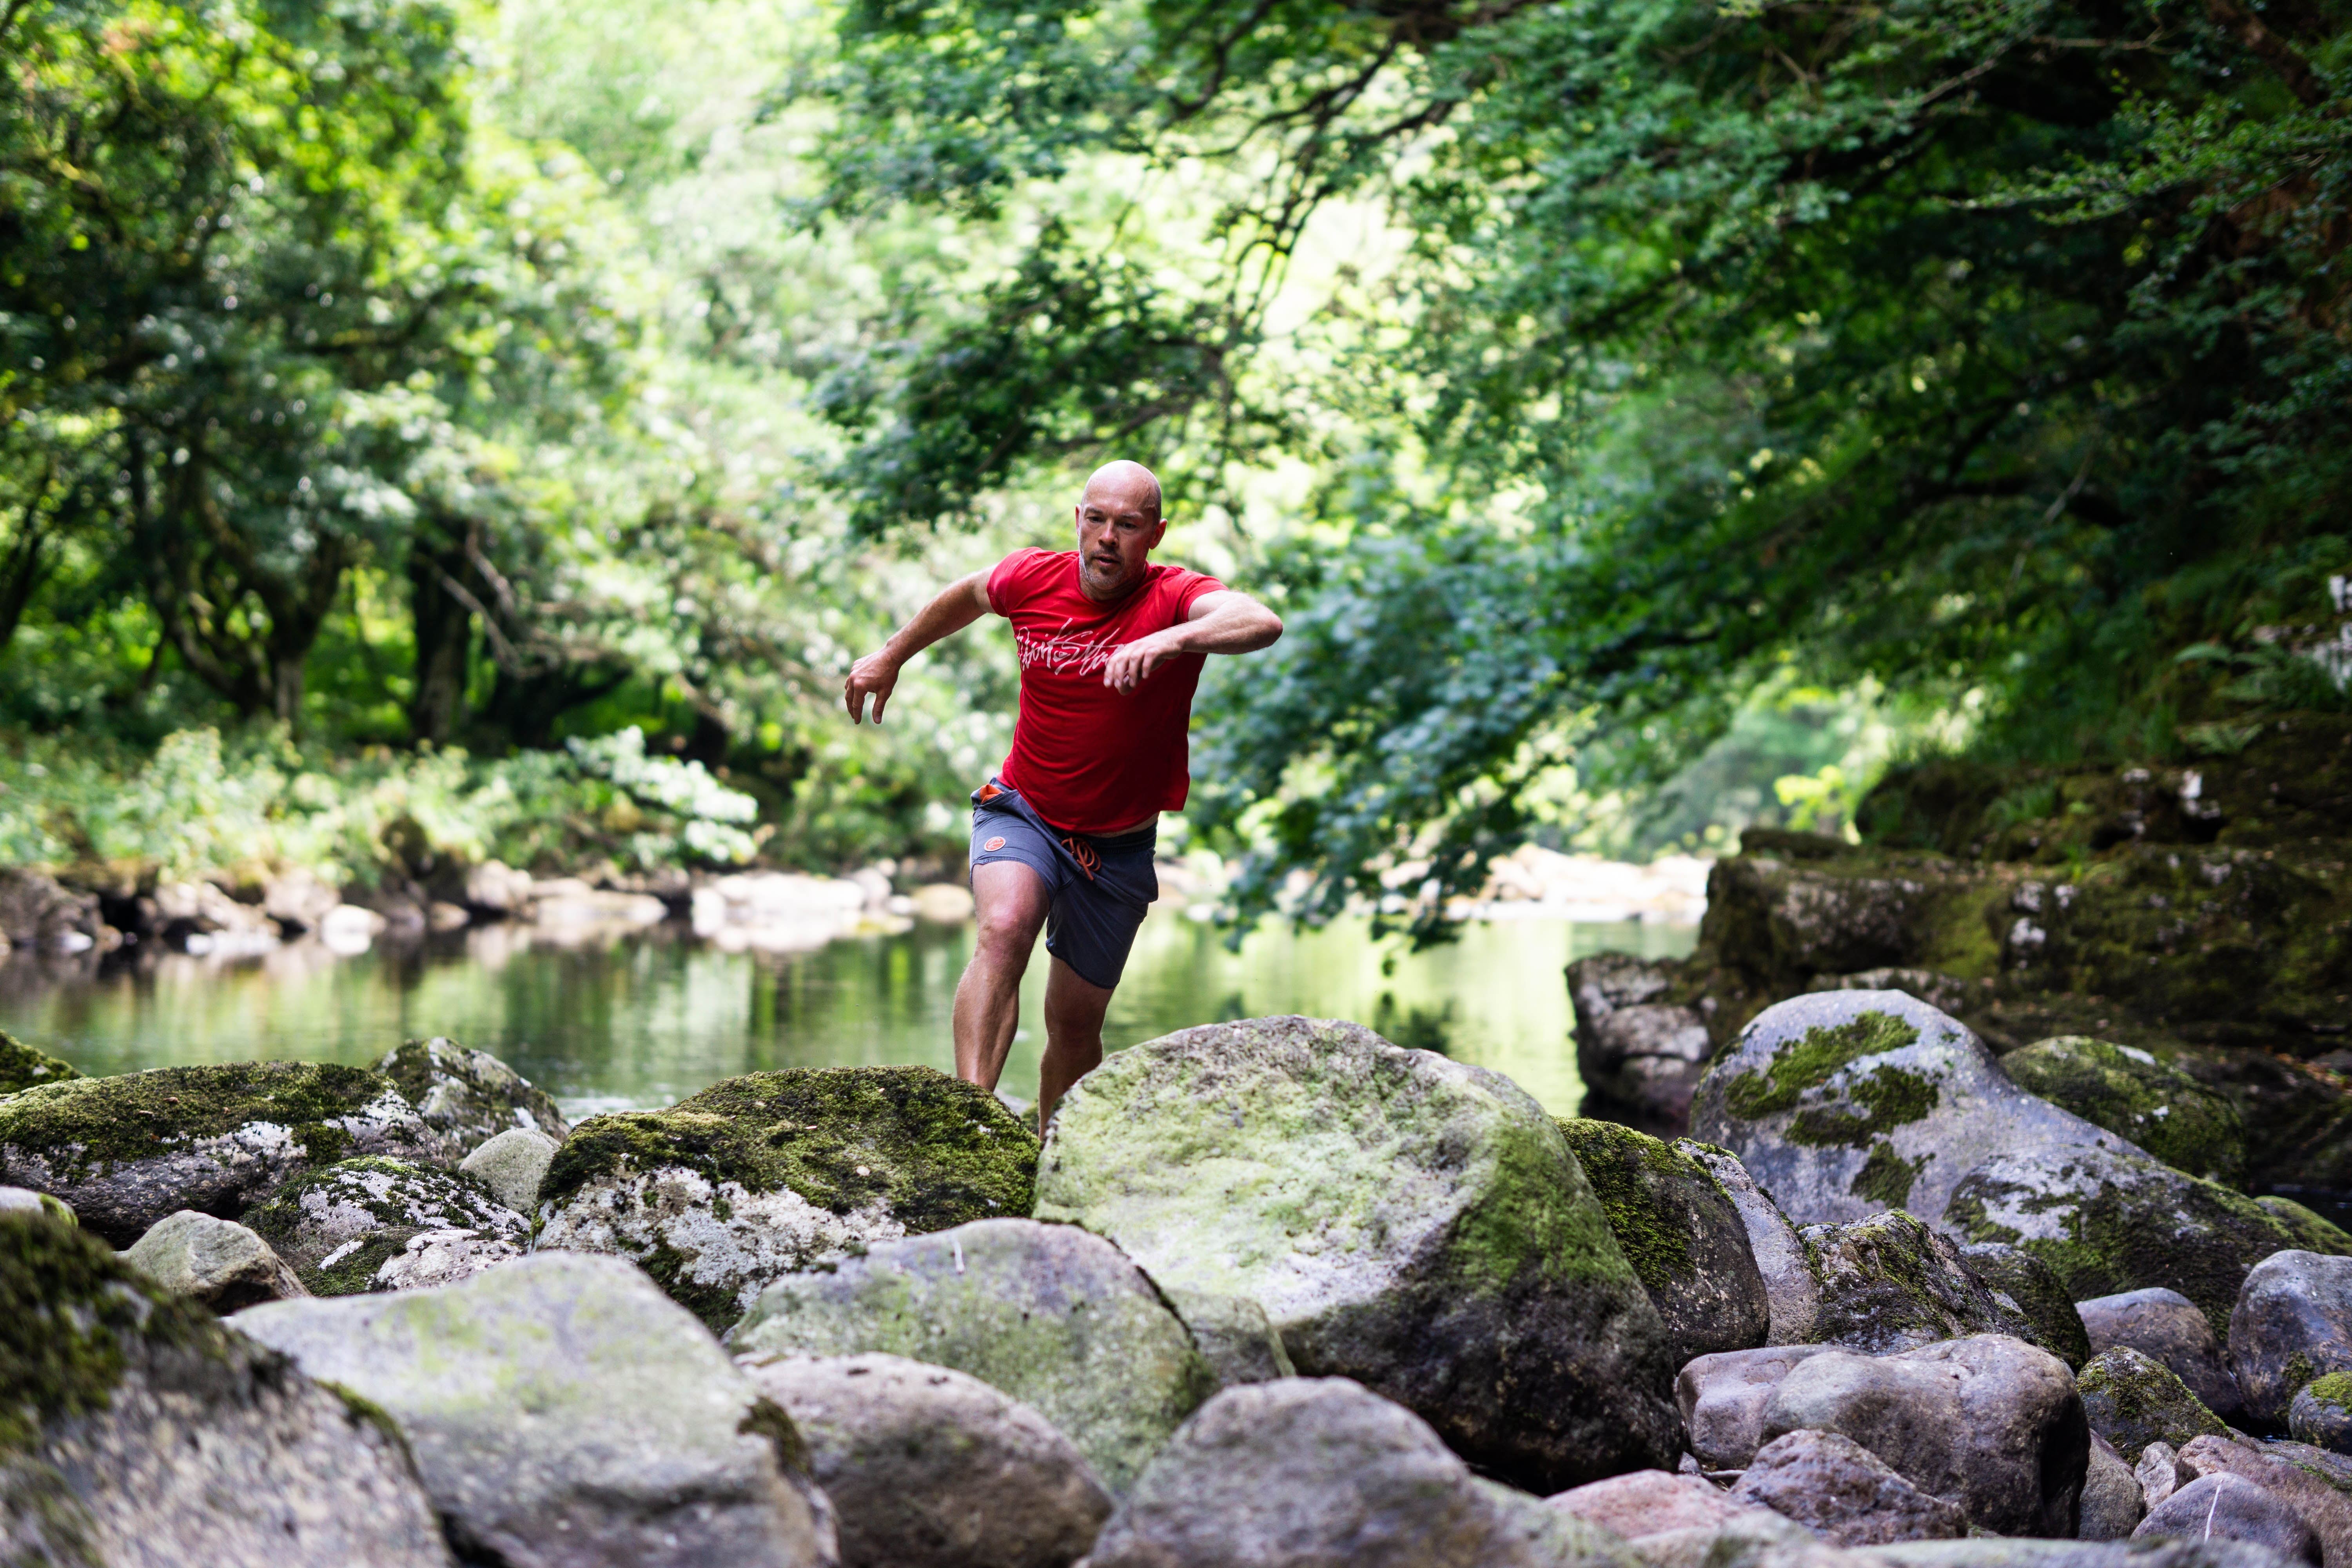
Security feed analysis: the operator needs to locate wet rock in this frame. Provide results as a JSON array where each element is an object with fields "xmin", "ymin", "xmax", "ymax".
[
  {"xmin": 1804, "ymin": 1209, "xmax": 2025, "ymax": 1354},
  {"xmin": 2078, "ymin": 1288, "xmax": 2244, "ymax": 1423},
  {"xmin": 122, "ymin": 1209, "xmax": 307, "ymax": 1310},
  {"xmin": 459, "ymin": 1126, "xmax": 560, "ymax": 1214},
  {"xmin": 0, "ymin": 868, "xmax": 104, "ymax": 954},
  {"xmin": 1561, "ymin": 1118, "xmax": 1771, "ymax": 1361},
  {"xmin": 1161, "ymin": 1287, "xmax": 1296, "ymax": 1387},
  {"xmin": 538, "ymin": 1065, "xmax": 1036, "ymax": 1331},
  {"xmin": 2137, "ymin": 1474, "xmax": 2322, "ymax": 1566},
  {"xmin": 2000, "ymin": 1037, "xmax": 2247, "ymax": 1188},
  {"xmin": 1944, "ymin": 1145, "xmax": 2297, "ymax": 1338},
  {"xmin": 2077, "ymin": 1347, "xmax": 2230, "ymax": 1463},
  {"xmin": 2081, "ymin": 1432, "xmax": 2146, "ymax": 1541},
  {"xmin": 2229, "ymin": 1252, "xmax": 2352, "ymax": 1430},
  {"xmin": 1759, "ymin": 1334, "xmax": 2090, "ymax": 1536},
  {"xmin": 1731, "ymin": 1428, "xmax": 1971, "ymax": 1546},
  {"xmin": 2292, "ymin": 1376, "xmax": 2352, "ymax": 1455},
  {"xmin": 2139, "ymin": 1441, "xmax": 2182, "ymax": 1509},
  {"xmin": 1689, "ymin": 990, "xmax": 2134, "ymax": 1229},
  {"xmin": 0, "ymin": 1210, "xmax": 450, "ymax": 1568},
  {"xmin": 2258, "ymin": 1198, "xmax": 2352, "ymax": 1258},
  {"xmin": 1962, "ymin": 1242, "xmax": 2092, "ymax": 1368},
  {"xmin": 0, "ymin": 1062, "xmax": 443, "ymax": 1246},
  {"xmin": 1571, "ymin": 954, "xmax": 1715, "ymax": 1135},
  {"xmin": 1549, "ymin": 1468, "xmax": 1788, "ymax": 1540},
  {"xmin": 738, "ymin": 1351, "xmax": 1109, "ymax": 1568},
  {"xmin": 1030, "ymin": 1014, "xmax": 1683, "ymax": 1492},
  {"xmin": 0, "ymin": 1029, "xmax": 80, "ymax": 1093},
  {"xmin": 243, "ymin": 1156, "xmax": 526, "ymax": 1296},
  {"xmin": 1082, "ymin": 1376, "xmax": 1641, "ymax": 1568},
  {"xmin": 238, "ymin": 1252, "xmax": 835, "ymax": 1568},
  {"xmin": 1682, "ymin": 1140, "xmax": 1825, "ymax": 1345},
  {"xmin": 730, "ymin": 1217, "xmax": 1213, "ymax": 1496},
  {"xmin": 1679, "ymin": 1345, "xmax": 1839, "ymax": 1470},
  {"xmin": 0, "ymin": 1183, "xmax": 75, "ymax": 1222},
  {"xmin": 374, "ymin": 1036, "xmax": 569, "ymax": 1155},
  {"xmin": 2174, "ymin": 1436, "xmax": 2352, "ymax": 1568}
]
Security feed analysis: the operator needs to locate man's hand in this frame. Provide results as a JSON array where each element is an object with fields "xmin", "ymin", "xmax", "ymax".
[
  {"xmin": 844, "ymin": 651, "xmax": 901, "ymax": 724},
  {"xmin": 1100, "ymin": 629, "xmax": 1184, "ymax": 694},
  {"xmin": 1100, "ymin": 589, "xmax": 1283, "ymax": 694},
  {"xmin": 842, "ymin": 570, "xmax": 994, "ymax": 725}
]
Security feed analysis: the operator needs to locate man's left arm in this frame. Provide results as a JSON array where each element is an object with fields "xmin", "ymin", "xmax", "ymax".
[{"xmin": 1100, "ymin": 590, "xmax": 1284, "ymax": 694}]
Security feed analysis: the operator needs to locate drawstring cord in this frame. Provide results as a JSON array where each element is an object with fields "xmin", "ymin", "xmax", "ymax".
[{"xmin": 1060, "ymin": 836, "xmax": 1100, "ymax": 880}]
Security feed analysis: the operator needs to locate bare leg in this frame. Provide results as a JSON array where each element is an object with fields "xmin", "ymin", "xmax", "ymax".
[
  {"xmin": 953, "ymin": 860, "xmax": 1051, "ymax": 1093},
  {"xmin": 1038, "ymin": 956, "xmax": 1113, "ymax": 1136}
]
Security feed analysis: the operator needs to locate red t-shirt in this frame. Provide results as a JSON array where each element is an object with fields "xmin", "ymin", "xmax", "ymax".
[{"xmin": 988, "ymin": 548, "xmax": 1227, "ymax": 833}]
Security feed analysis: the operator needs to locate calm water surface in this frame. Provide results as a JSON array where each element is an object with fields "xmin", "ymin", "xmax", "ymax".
[{"xmin": 0, "ymin": 913, "xmax": 1697, "ymax": 1118}]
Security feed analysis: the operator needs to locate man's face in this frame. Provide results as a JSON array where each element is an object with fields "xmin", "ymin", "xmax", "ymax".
[{"xmin": 1074, "ymin": 476, "xmax": 1165, "ymax": 601}]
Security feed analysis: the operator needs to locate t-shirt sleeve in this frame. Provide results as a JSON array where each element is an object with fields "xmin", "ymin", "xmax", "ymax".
[
  {"xmin": 987, "ymin": 548, "xmax": 1045, "ymax": 616},
  {"xmin": 1170, "ymin": 568, "xmax": 1228, "ymax": 624}
]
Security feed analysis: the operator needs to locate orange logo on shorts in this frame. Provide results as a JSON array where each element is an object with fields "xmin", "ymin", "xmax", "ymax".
[{"xmin": 984, "ymin": 836, "xmax": 1006, "ymax": 852}]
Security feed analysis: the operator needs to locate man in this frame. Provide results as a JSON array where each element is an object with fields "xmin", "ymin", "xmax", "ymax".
[{"xmin": 842, "ymin": 460, "xmax": 1283, "ymax": 1130}]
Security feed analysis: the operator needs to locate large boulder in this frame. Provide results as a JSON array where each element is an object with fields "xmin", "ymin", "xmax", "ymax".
[
  {"xmin": 1082, "ymin": 1377, "xmax": 1642, "ymax": 1568},
  {"xmin": 1962, "ymin": 1242, "xmax": 2093, "ymax": 1368},
  {"xmin": 2078, "ymin": 1288, "xmax": 2244, "ymax": 1423},
  {"xmin": 2229, "ymin": 1252, "xmax": 2352, "ymax": 1430},
  {"xmin": 1730, "ymin": 1428, "xmax": 1971, "ymax": 1546},
  {"xmin": 1680, "ymin": 1140, "xmax": 1825, "ymax": 1344},
  {"xmin": 0, "ymin": 1029, "xmax": 80, "ymax": 1094},
  {"xmin": 0, "ymin": 1210, "xmax": 450, "ymax": 1567},
  {"xmin": 243, "ymin": 1156, "xmax": 526, "ymax": 1296},
  {"xmin": 0, "ymin": 1062, "xmax": 443, "ymax": 1246},
  {"xmin": 1999, "ymin": 1037, "xmax": 2247, "ymax": 1188},
  {"xmin": 1678, "ymin": 1344, "xmax": 1839, "ymax": 1470},
  {"xmin": 1690, "ymin": 991, "xmax": 2136, "ymax": 1228},
  {"xmin": 1030, "ymin": 1015, "xmax": 1684, "ymax": 1492},
  {"xmin": 2076, "ymin": 1347, "xmax": 2231, "ymax": 1463},
  {"xmin": 2137, "ymin": 1474, "xmax": 2322, "ymax": 1566},
  {"xmin": 122, "ymin": 1209, "xmax": 308, "ymax": 1310},
  {"xmin": 1803, "ymin": 1209, "xmax": 2031, "ymax": 1354},
  {"xmin": 538, "ymin": 1065, "xmax": 1036, "ymax": 1330},
  {"xmin": 375, "ymin": 1036, "xmax": 570, "ymax": 1155},
  {"xmin": 1558, "ymin": 1119, "xmax": 1771, "ymax": 1361},
  {"xmin": 1759, "ymin": 1334, "xmax": 2090, "ymax": 1537},
  {"xmin": 729, "ymin": 1218, "xmax": 1214, "ymax": 1496},
  {"xmin": 1944, "ymin": 1145, "xmax": 2298, "ymax": 1338},
  {"xmin": 2174, "ymin": 1436, "xmax": 2352, "ymax": 1568},
  {"xmin": 1570, "ymin": 954, "xmax": 1715, "ymax": 1135},
  {"xmin": 738, "ymin": 1351, "xmax": 1111, "ymax": 1568},
  {"xmin": 236, "ymin": 1252, "xmax": 837, "ymax": 1568}
]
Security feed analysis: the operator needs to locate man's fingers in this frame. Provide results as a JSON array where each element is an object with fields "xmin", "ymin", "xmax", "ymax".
[{"xmin": 873, "ymin": 691, "xmax": 888, "ymax": 723}]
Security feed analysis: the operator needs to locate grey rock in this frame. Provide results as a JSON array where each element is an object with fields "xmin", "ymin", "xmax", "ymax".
[
  {"xmin": 1805, "ymin": 1209, "xmax": 2024, "ymax": 1354},
  {"xmin": 1549, "ymin": 1468, "xmax": 1791, "ymax": 1540},
  {"xmin": 1619, "ymin": 1514, "xmax": 1824, "ymax": 1568},
  {"xmin": 2175, "ymin": 1435, "xmax": 2352, "ymax": 1568},
  {"xmin": 122, "ymin": 1209, "xmax": 307, "ymax": 1310},
  {"xmin": 737, "ymin": 1352, "xmax": 1110, "ymax": 1568},
  {"xmin": 2075, "ymin": 1347, "xmax": 2230, "ymax": 1464},
  {"xmin": 2079, "ymin": 1288, "xmax": 2245, "ymax": 1423},
  {"xmin": 243, "ymin": 1156, "xmax": 526, "ymax": 1296},
  {"xmin": 1688, "ymin": 990, "xmax": 2136, "ymax": 1229},
  {"xmin": 1961, "ymin": 1242, "xmax": 2092, "ymax": 1368},
  {"xmin": 1161, "ymin": 1287, "xmax": 1296, "ymax": 1387},
  {"xmin": 2137, "ymin": 1474, "xmax": 2322, "ymax": 1566},
  {"xmin": 1760, "ymin": 1334, "xmax": 2090, "ymax": 1536},
  {"xmin": 2140, "ymin": 1441, "xmax": 2183, "ymax": 1509},
  {"xmin": 1031, "ymin": 1014, "xmax": 1684, "ymax": 1492},
  {"xmin": 1875, "ymin": 1541, "xmax": 2311, "ymax": 1568},
  {"xmin": 236, "ymin": 1252, "xmax": 837, "ymax": 1568},
  {"xmin": 1731, "ymin": 1428, "xmax": 1971, "ymax": 1546},
  {"xmin": 1570, "ymin": 954, "xmax": 1714, "ymax": 1134},
  {"xmin": 2081, "ymin": 1431, "xmax": 2146, "ymax": 1541},
  {"xmin": 2292, "ymin": 1379, "xmax": 2352, "ymax": 1455},
  {"xmin": 1945, "ymin": 1145, "xmax": 2298, "ymax": 1339},
  {"xmin": 0, "ymin": 1210, "xmax": 451, "ymax": 1568},
  {"xmin": 1083, "ymin": 1376, "xmax": 1644, "ymax": 1568},
  {"xmin": 2229, "ymin": 1252, "xmax": 2352, "ymax": 1430},
  {"xmin": 459, "ymin": 1126, "xmax": 560, "ymax": 1214},
  {"xmin": 1562, "ymin": 1119, "xmax": 1771, "ymax": 1361},
  {"xmin": 1679, "ymin": 1345, "xmax": 1840, "ymax": 1470},
  {"xmin": 729, "ymin": 1217, "xmax": 1213, "ymax": 1496},
  {"xmin": 375, "ymin": 1036, "xmax": 570, "ymax": 1154},
  {"xmin": 0, "ymin": 1183, "xmax": 75, "ymax": 1222},
  {"xmin": 0, "ymin": 1061, "xmax": 443, "ymax": 1246},
  {"xmin": 1683, "ymin": 1141, "xmax": 1825, "ymax": 1345}
]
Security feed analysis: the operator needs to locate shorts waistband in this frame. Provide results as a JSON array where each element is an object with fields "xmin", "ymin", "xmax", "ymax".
[{"xmin": 976, "ymin": 780, "xmax": 1157, "ymax": 852}]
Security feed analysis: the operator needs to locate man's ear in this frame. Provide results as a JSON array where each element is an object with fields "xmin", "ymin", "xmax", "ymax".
[{"xmin": 1147, "ymin": 517, "xmax": 1168, "ymax": 550}]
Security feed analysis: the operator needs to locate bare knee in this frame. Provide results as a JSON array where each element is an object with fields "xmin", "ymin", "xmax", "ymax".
[{"xmin": 972, "ymin": 911, "xmax": 1041, "ymax": 969}]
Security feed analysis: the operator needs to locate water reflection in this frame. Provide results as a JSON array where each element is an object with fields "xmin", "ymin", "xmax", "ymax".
[{"xmin": 0, "ymin": 913, "xmax": 1698, "ymax": 1118}]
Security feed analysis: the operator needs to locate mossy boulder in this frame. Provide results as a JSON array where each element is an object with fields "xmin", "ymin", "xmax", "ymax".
[
  {"xmin": 1029, "ymin": 1014, "xmax": 1683, "ymax": 1493},
  {"xmin": 1557, "ymin": 1119, "xmax": 1770, "ymax": 1361},
  {"xmin": 0, "ymin": 1031, "xmax": 80, "ymax": 1095},
  {"xmin": 1690, "ymin": 990, "xmax": 2138, "ymax": 1228},
  {"xmin": 1944, "ymin": 1143, "xmax": 2298, "ymax": 1338},
  {"xmin": 2078, "ymin": 1346, "xmax": 2231, "ymax": 1462},
  {"xmin": 244, "ymin": 1157, "xmax": 525, "ymax": 1296},
  {"xmin": 1800, "ymin": 1209, "xmax": 2030, "ymax": 1355},
  {"xmin": 0, "ymin": 1209, "xmax": 448, "ymax": 1565},
  {"xmin": 1959, "ymin": 1241, "xmax": 2093, "ymax": 1368},
  {"xmin": 374, "ymin": 1036, "xmax": 569, "ymax": 1156},
  {"xmin": 2261, "ymin": 1197, "xmax": 2352, "ymax": 1257},
  {"xmin": 2000, "ymin": 1036, "xmax": 2247, "ymax": 1187},
  {"xmin": 538, "ymin": 1065, "xmax": 1036, "ymax": 1331},
  {"xmin": 0, "ymin": 1062, "xmax": 443, "ymax": 1246},
  {"xmin": 1679, "ymin": 1140, "xmax": 1824, "ymax": 1345},
  {"xmin": 730, "ymin": 1217, "xmax": 1217, "ymax": 1496},
  {"xmin": 2293, "ymin": 1374, "xmax": 2352, "ymax": 1455}
]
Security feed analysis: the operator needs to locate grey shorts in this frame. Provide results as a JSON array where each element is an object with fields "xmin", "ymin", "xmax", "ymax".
[{"xmin": 969, "ymin": 780, "xmax": 1157, "ymax": 989}]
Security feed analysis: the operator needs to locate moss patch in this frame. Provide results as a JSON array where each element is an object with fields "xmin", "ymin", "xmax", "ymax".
[
  {"xmin": 2001, "ymin": 1036, "xmax": 2246, "ymax": 1185},
  {"xmin": 2076, "ymin": 1345, "xmax": 2229, "ymax": 1461},
  {"xmin": 2257, "ymin": 1195, "xmax": 2352, "ymax": 1255},
  {"xmin": 0, "ymin": 1062, "xmax": 398, "ymax": 1184},
  {"xmin": 2305, "ymin": 1372, "xmax": 2352, "ymax": 1413},
  {"xmin": 0, "ymin": 1032, "xmax": 80, "ymax": 1096},
  {"xmin": 1789, "ymin": 1064, "xmax": 1941, "ymax": 1150},
  {"xmin": 1556, "ymin": 1118, "xmax": 1699, "ymax": 1292},
  {"xmin": 1725, "ymin": 1012, "xmax": 1924, "ymax": 1121},
  {"xmin": 1849, "ymin": 1142, "xmax": 1931, "ymax": 1207}
]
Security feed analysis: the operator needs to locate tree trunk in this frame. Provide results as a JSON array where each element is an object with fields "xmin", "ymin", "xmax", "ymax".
[{"xmin": 407, "ymin": 514, "xmax": 474, "ymax": 745}]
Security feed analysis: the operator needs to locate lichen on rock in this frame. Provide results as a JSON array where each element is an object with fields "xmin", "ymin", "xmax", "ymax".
[
  {"xmin": 244, "ymin": 1156, "xmax": 524, "ymax": 1296},
  {"xmin": 2077, "ymin": 1346, "xmax": 2230, "ymax": 1462},
  {"xmin": 374, "ymin": 1037, "xmax": 569, "ymax": 1156},
  {"xmin": 1999, "ymin": 1036, "xmax": 2247, "ymax": 1187},
  {"xmin": 0, "ymin": 1031, "xmax": 80, "ymax": 1095}
]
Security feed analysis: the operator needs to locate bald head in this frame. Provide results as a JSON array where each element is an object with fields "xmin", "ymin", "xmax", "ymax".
[
  {"xmin": 1074, "ymin": 459, "xmax": 1167, "ymax": 601},
  {"xmin": 1083, "ymin": 461, "xmax": 1161, "ymax": 523}
]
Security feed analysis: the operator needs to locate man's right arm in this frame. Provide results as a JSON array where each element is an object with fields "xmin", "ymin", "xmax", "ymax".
[{"xmin": 843, "ymin": 569, "xmax": 995, "ymax": 725}]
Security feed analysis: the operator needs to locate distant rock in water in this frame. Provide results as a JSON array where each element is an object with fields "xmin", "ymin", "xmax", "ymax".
[
  {"xmin": 539, "ymin": 1065, "xmax": 1036, "ymax": 1331},
  {"xmin": 1568, "ymin": 953, "xmax": 1714, "ymax": 1136},
  {"xmin": 0, "ymin": 1062, "xmax": 442, "ymax": 1246},
  {"xmin": 1999, "ymin": 1036, "xmax": 2247, "ymax": 1187},
  {"xmin": 243, "ymin": 1156, "xmax": 525, "ymax": 1296},
  {"xmin": 1032, "ymin": 1014, "xmax": 1684, "ymax": 1493},
  {"xmin": 0, "ymin": 1029, "xmax": 80, "ymax": 1094},
  {"xmin": 374, "ymin": 1036, "xmax": 569, "ymax": 1155},
  {"xmin": 0, "ymin": 1208, "xmax": 449, "ymax": 1567}
]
